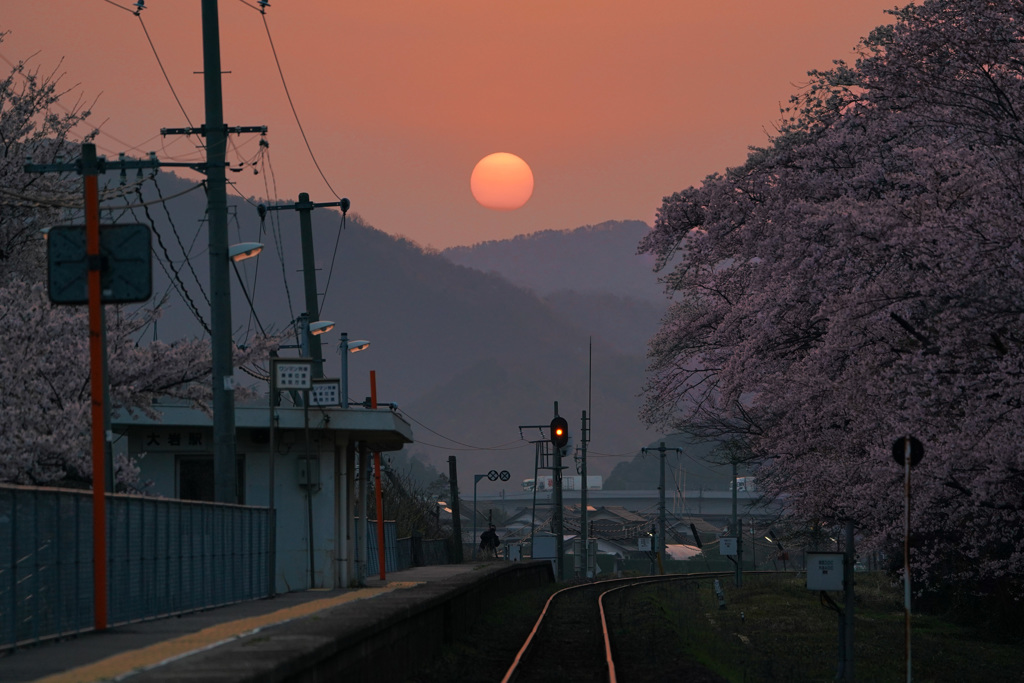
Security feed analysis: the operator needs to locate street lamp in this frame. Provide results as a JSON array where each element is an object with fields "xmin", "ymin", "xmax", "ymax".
[
  {"xmin": 294, "ymin": 314, "xmax": 335, "ymax": 360},
  {"xmin": 309, "ymin": 320, "xmax": 335, "ymax": 335},
  {"xmin": 228, "ymin": 242, "xmax": 263, "ymax": 262},
  {"xmin": 229, "ymin": 243, "xmax": 269, "ymax": 337},
  {"xmin": 339, "ymin": 332, "xmax": 370, "ymax": 409}
]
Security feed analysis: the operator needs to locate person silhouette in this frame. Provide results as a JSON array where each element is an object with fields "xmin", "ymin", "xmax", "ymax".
[{"xmin": 479, "ymin": 525, "xmax": 500, "ymax": 558}]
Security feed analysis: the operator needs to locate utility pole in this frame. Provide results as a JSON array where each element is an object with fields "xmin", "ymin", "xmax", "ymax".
[
  {"xmin": 203, "ymin": 0, "xmax": 234, "ymax": 504},
  {"xmin": 158, "ymin": 1, "xmax": 267, "ymax": 503},
  {"xmin": 579, "ymin": 410, "xmax": 590, "ymax": 578},
  {"xmin": 843, "ymin": 520, "xmax": 856, "ymax": 682},
  {"xmin": 26, "ymin": 143, "xmax": 171, "ymax": 630},
  {"xmin": 641, "ymin": 441, "xmax": 683, "ymax": 571},
  {"xmin": 580, "ymin": 338, "xmax": 593, "ymax": 578},
  {"xmin": 448, "ymin": 456, "xmax": 464, "ymax": 563},
  {"xmin": 732, "ymin": 460, "xmax": 743, "ymax": 587},
  {"xmin": 260, "ymin": 193, "xmax": 350, "ymax": 379}
]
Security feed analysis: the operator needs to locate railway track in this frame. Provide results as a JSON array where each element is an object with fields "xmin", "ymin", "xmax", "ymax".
[{"xmin": 500, "ymin": 572, "xmax": 732, "ymax": 683}]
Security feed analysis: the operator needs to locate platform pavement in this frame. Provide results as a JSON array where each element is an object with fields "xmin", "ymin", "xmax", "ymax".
[{"xmin": 0, "ymin": 562, "xmax": 502, "ymax": 683}]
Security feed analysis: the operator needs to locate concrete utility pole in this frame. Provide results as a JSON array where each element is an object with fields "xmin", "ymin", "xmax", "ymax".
[
  {"xmin": 260, "ymin": 193, "xmax": 350, "ymax": 379},
  {"xmin": 843, "ymin": 520, "xmax": 856, "ymax": 682},
  {"xmin": 732, "ymin": 460, "xmax": 742, "ymax": 587},
  {"xmin": 154, "ymin": 1, "xmax": 268, "ymax": 504},
  {"xmin": 640, "ymin": 442, "xmax": 682, "ymax": 566},
  {"xmin": 579, "ymin": 410, "xmax": 590, "ymax": 577},
  {"xmin": 155, "ymin": 2, "xmax": 269, "ymax": 503},
  {"xmin": 448, "ymin": 456, "xmax": 464, "ymax": 563},
  {"xmin": 201, "ymin": 0, "xmax": 236, "ymax": 504}
]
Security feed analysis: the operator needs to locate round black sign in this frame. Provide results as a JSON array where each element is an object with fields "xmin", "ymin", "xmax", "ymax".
[
  {"xmin": 487, "ymin": 469, "xmax": 499, "ymax": 481},
  {"xmin": 892, "ymin": 436, "xmax": 924, "ymax": 468},
  {"xmin": 499, "ymin": 470, "xmax": 511, "ymax": 481}
]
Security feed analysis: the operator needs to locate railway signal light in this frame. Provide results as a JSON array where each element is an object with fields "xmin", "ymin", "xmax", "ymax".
[{"xmin": 550, "ymin": 416, "xmax": 569, "ymax": 450}]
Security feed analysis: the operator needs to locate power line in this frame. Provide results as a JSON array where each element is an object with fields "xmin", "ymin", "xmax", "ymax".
[
  {"xmin": 260, "ymin": 12, "xmax": 345, "ymax": 201},
  {"xmin": 99, "ymin": 0, "xmax": 137, "ymax": 14},
  {"xmin": 317, "ymin": 211, "xmax": 347, "ymax": 319},
  {"xmin": 410, "ymin": 439, "xmax": 529, "ymax": 453},
  {"xmin": 233, "ymin": 0, "xmax": 264, "ymax": 11},
  {"xmin": 136, "ymin": 12, "xmax": 197, "ymax": 132},
  {"xmin": 154, "ymin": 179, "xmax": 211, "ymax": 310},
  {"xmin": 396, "ymin": 409, "xmax": 528, "ymax": 451},
  {"xmin": 133, "ymin": 183, "xmax": 212, "ymax": 336}
]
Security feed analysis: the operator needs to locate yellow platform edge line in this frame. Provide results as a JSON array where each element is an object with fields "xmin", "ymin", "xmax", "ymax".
[{"xmin": 35, "ymin": 581, "xmax": 422, "ymax": 683}]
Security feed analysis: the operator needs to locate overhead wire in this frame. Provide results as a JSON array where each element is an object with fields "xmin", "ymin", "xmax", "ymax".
[
  {"xmin": 317, "ymin": 211, "xmax": 346, "ymax": 319},
  {"xmin": 4, "ymin": 1, "xmax": 279, "ymax": 361},
  {"xmin": 123, "ymin": 185, "xmax": 177, "ymax": 344},
  {"xmin": 154, "ymin": 179, "xmax": 211, "ymax": 309},
  {"xmin": 260, "ymin": 11, "xmax": 346, "ymax": 202},
  {"xmin": 587, "ymin": 449, "xmax": 641, "ymax": 458},
  {"xmin": 395, "ymin": 409, "xmax": 529, "ymax": 452},
  {"xmin": 135, "ymin": 9, "xmax": 198, "ymax": 133},
  {"xmin": 229, "ymin": 206, "xmax": 270, "ymax": 345},
  {"xmin": 132, "ymin": 182, "xmax": 212, "ymax": 336},
  {"xmin": 0, "ymin": 47, "xmax": 184, "ymax": 163},
  {"xmin": 259, "ymin": 147, "xmax": 298, "ymax": 327},
  {"xmin": 100, "ymin": 0, "xmax": 138, "ymax": 13},
  {"xmin": 46, "ymin": 2, "xmax": 347, "ymax": 365},
  {"xmin": 408, "ymin": 439, "xmax": 530, "ymax": 453},
  {"xmin": 0, "ymin": 176, "xmax": 203, "ymax": 210}
]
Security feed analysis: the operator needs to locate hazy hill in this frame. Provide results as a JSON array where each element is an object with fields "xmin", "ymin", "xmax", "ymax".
[
  {"xmin": 442, "ymin": 220, "xmax": 664, "ymax": 303},
  {"xmin": 541, "ymin": 290, "xmax": 663, "ymax": 357},
  {"xmin": 604, "ymin": 436, "xmax": 737, "ymax": 492},
  {"xmin": 116, "ymin": 171, "xmax": 660, "ymax": 486}
]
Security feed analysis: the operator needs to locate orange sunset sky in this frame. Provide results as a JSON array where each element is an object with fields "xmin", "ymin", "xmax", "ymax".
[{"xmin": 4, "ymin": 1, "xmax": 897, "ymax": 249}]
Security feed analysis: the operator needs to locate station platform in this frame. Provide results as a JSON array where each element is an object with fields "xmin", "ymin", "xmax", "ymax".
[{"xmin": 0, "ymin": 561, "xmax": 552, "ymax": 682}]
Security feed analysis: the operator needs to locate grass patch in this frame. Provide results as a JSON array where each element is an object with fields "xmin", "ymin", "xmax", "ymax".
[
  {"xmin": 637, "ymin": 573, "xmax": 1021, "ymax": 682},
  {"xmin": 407, "ymin": 572, "xmax": 1020, "ymax": 682}
]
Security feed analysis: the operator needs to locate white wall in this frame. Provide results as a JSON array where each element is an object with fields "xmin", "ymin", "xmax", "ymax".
[{"xmin": 126, "ymin": 425, "xmax": 351, "ymax": 593}]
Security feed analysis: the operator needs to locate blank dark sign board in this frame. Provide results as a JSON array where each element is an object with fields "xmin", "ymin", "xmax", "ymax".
[{"xmin": 47, "ymin": 224, "xmax": 152, "ymax": 304}]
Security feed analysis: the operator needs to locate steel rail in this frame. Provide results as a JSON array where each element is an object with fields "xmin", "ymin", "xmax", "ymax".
[{"xmin": 501, "ymin": 572, "xmax": 734, "ymax": 682}]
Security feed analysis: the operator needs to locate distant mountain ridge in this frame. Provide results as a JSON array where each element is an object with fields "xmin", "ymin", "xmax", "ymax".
[
  {"xmin": 122, "ymin": 172, "xmax": 661, "ymax": 485},
  {"xmin": 442, "ymin": 220, "xmax": 664, "ymax": 304}
]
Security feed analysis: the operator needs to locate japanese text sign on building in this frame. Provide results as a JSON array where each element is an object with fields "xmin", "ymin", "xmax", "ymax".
[
  {"xmin": 273, "ymin": 360, "xmax": 313, "ymax": 390},
  {"xmin": 311, "ymin": 379, "xmax": 341, "ymax": 406},
  {"xmin": 144, "ymin": 431, "xmax": 205, "ymax": 451}
]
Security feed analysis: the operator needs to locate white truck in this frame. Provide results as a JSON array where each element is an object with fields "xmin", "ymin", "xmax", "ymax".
[{"xmin": 524, "ymin": 475, "xmax": 603, "ymax": 492}]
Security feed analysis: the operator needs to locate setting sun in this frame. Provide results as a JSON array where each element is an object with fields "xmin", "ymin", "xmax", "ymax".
[{"xmin": 470, "ymin": 153, "xmax": 534, "ymax": 211}]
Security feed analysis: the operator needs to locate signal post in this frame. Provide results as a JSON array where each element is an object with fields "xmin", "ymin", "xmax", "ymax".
[{"xmin": 550, "ymin": 409, "xmax": 569, "ymax": 578}]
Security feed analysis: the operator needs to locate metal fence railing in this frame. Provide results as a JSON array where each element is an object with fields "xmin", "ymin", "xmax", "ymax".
[
  {"xmin": 0, "ymin": 484, "xmax": 270, "ymax": 651},
  {"xmin": 360, "ymin": 523, "xmax": 451, "ymax": 575},
  {"xmin": 360, "ymin": 522, "xmax": 452, "ymax": 574}
]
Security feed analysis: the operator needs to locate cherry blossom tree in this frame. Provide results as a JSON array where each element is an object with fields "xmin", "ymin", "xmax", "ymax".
[
  {"xmin": 641, "ymin": 0, "xmax": 1024, "ymax": 602},
  {"xmin": 0, "ymin": 36, "xmax": 276, "ymax": 490}
]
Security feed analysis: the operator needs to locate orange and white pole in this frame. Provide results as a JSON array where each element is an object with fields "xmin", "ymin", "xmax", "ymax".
[{"xmin": 83, "ymin": 144, "xmax": 108, "ymax": 631}]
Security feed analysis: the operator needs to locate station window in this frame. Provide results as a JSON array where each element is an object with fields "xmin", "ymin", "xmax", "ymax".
[{"xmin": 176, "ymin": 454, "xmax": 246, "ymax": 503}]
